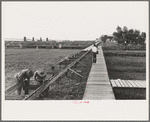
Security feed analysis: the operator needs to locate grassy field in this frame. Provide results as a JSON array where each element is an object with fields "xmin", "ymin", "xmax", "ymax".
[
  {"xmin": 104, "ymin": 56, "xmax": 146, "ymax": 80},
  {"xmin": 113, "ymin": 88, "xmax": 146, "ymax": 100},
  {"xmin": 5, "ymin": 48, "xmax": 81, "ymax": 89},
  {"xmin": 102, "ymin": 41, "xmax": 146, "ymax": 80},
  {"xmin": 102, "ymin": 41, "xmax": 146, "ymax": 50}
]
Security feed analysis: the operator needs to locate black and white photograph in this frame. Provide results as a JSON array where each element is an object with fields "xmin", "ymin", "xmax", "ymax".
[{"xmin": 2, "ymin": 1, "xmax": 149, "ymax": 121}]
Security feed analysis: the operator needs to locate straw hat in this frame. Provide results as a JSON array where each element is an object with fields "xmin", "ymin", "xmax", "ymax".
[{"xmin": 36, "ymin": 70, "xmax": 46, "ymax": 77}]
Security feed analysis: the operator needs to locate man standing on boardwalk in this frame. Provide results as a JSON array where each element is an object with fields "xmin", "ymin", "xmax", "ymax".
[
  {"xmin": 92, "ymin": 44, "xmax": 98, "ymax": 63},
  {"xmin": 14, "ymin": 69, "xmax": 34, "ymax": 95}
]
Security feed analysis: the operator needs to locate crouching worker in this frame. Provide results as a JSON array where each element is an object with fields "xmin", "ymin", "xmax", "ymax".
[
  {"xmin": 14, "ymin": 69, "xmax": 34, "ymax": 95},
  {"xmin": 34, "ymin": 69, "xmax": 48, "ymax": 97}
]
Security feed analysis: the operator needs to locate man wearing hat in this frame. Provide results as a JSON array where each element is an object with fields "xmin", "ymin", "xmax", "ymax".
[
  {"xmin": 34, "ymin": 69, "xmax": 46, "ymax": 85},
  {"xmin": 34, "ymin": 69, "xmax": 48, "ymax": 97},
  {"xmin": 14, "ymin": 69, "xmax": 34, "ymax": 95}
]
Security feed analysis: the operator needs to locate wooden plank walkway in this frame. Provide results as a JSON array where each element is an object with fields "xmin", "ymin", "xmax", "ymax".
[
  {"xmin": 83, "ymin": 46, "xmax": 115, "ymax": 100},
  {"xmin": 110, "ymin": 79, "xmax": 146, "ymax": 88}
]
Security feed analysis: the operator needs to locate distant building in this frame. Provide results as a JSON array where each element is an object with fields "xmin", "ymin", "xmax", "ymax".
[
  {"xmin": 105, "ymin": 35, "xmax": 113, "ymax": 42},
  {"xmin": 24, "ymin": 37, "xmax": 26, "ymax": 41},
  {"xmin": 32, "ymin": 37, "xmax": 35, "ymax": 41},
  {"xmin": 40, "ymin": 37, "xmax": 42, "ymax": 41}
]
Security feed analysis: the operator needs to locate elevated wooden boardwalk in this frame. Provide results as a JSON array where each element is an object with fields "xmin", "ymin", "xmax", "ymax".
[
  {"xmin": 110, "ymin": 79, "xmax": 146, "ymax": 88},
  {"xmin": 83, "ymin": 46, "xmax": 115, "ymax": 100}
]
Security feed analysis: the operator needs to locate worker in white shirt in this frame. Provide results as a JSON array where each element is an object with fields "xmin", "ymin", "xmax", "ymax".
[{"xmin": 92, "ymin": 44, "xmax": 98, "ymax": 63}]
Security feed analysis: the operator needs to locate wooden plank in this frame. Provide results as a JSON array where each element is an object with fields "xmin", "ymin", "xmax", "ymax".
[
  {"xmin": 124, "ymin": 80, "xmax": 133, "ymax": 87},
  {"xmin": 5, "ymin": 83, "xmax": 22, "ymax": 95},
  {"xmin": 88, "ymin": 74, "xmax": 108, "ymax": 78},
  {"xmin": 85, "ymin": 85, "xmax": 113, "ymax": 93},
  {"xmin": 127, "ymin": 80, "xmax": 138, "ymax": 87},
  {"xmin": 85, "ymin": 87, "xmax": 114, "ymax": 92},
  {"xmin": 5, "ymin": 95, "xmax": 25, "ymax": 100},
  {"xmin": 110, "ymin": 79, "xmax": 117, "ymax": 87},
  {"xmin": 131, "ymin": 81, "xmax": 143, "ymax": 88},
  {"xmin": 110, "ymin": 80, "xmax": 146, "ymax": 88},
  {"xmin": 88, "ymin": 76, "xmax": 109, "ymax": 81},
  {"xmin": 135, "ymin": 81, "xmax": 146, "ymax": 87},
  {"xmin": 87, "ymin": 81, "xmax": 110, "ymax": 85},
  {"xmin": 136, "ymin": 80, "xmax": 146, "ymax": 86},
  {"xmin": 121, "ymin": 80, "xmax": 130, "ymax": 87},
  {"xmin": 128, "ymin": 80, "xmax": 137, "ymax": 88},
  {"xmin": 27, "ymin": 85, "xmax": 39, "ymax": 90},
  {"xmin": 88, "ymin": 79, "xmax": 109, "ymax": 82},
  {"xmin": 117, "ymin": 79, "xmax": 125, "ymax": 87},
  {"xmin": 84, "ymin": 92, "xmax": 115, "ymax": 97},
  {"xmin": 89, "ymin": 71, "xmax": 107, "ymax": 74},
  {"xmin": 77, "ymin": 61, "xmax": 88, "ymax": 67},
  {"xmin": 68, "ymin": 68, "xmax": 83, "ymax": 78},
  {"xmin": 114, "ymin": 80, "xmax": 122, "ymax": 87},
  {"xmin": 83, "ymin": 94, "xmax": 115, "ymax": 100},
  {"xmin": 89, "ymin": 71, "xmax": 108, "ymax": 75},
  {"xmin": 49, "ymin": 81, "xmax": 57, "ymax": 91},
  {"xmin": 85, "ymin": 90, "xmax": 114, "ymax": 94}
]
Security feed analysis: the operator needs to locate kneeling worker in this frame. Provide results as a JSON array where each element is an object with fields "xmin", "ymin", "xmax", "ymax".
[
  {"xmin": 14, "ymin": 69, "xmax": 34, "ymax": 95},
  {"xmin": 34, "ymin": 69, "xmax": 48, "ymax": 97}
]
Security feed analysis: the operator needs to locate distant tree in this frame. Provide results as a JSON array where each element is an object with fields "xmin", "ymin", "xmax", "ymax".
[
  {"xmin": 137, "ymin": 32, "xmax": 146, "ymax": 44},
  {"xmin": 100, "ymin": 35, "xmax": 107, "ymax": 43},
  {"xmin": 128, "ymin": 29, "xmax": 134, "ymax": 34},
  {"xmin": 116, "ymin": 26, "xmax": 122, "ymax": 33},
  {"xmin": 123, "ymin": 26, "xmax": 128, "ymax": 33},
  {"xmin": 112, "ymin": 26, "xmax": 146, "ymax": 47}
]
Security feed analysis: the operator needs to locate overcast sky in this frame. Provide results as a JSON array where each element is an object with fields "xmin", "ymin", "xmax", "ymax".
[{"xmin": 2, "ymin": 1, "xmax": 148, "ymax": 41}]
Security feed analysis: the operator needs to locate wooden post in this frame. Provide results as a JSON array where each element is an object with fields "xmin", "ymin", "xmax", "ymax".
[
  {"xmin": 40, "ymin": 37, "xmax": 42, "ymax": 42},
  {"xmin": 32, "ymin": 37, "xmax": 34, "ymax": 41},
  {"xmin": 46, "ymin": 38, "xmax": 48, "ymax": 42},
  {"xmin": 24, "ymin": 37, "xmax": 26, "ymax": 41}
]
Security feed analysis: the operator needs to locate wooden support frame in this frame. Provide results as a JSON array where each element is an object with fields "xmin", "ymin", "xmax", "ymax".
[
  {"xmin": 23, "ymin": 49, "xmax": 90, "ymax": 100},
  {"xmin": 77, "ymin": 61, "xmax": 88, "ymax": 67},
  {"xmin": 5, "ymin": 95, "xmax": 25, "ymax": 100},
  {"xmin": 5, "ymin": 83, "xmax": 22, "ymax": 95},
  {"xmin": 68, "ymin": 68, "xmax": 83, "ymax": 78}
]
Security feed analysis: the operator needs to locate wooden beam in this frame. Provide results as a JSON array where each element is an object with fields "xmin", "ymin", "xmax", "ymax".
[
  {"xmin": 68, "ymin": 68, "xmax": 83, "ymax": 78},
  {"xmin": 77, "ymin": 61, "xmax": 88, "ymax": 67},
  {"xmin": 26, "ymin": 85, "xmax": 39, "ymax": 90},
  {"xmin": 5, "ymin": 83, "xmax": 22, "ymax": 95},
  {"xmin": 5, "ymin": 95, "xmax": 25, "ymax": 100}
]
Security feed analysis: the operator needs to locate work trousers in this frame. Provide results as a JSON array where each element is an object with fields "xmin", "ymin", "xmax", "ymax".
[
  {"xmin": 93, "ymin": 52, "xmax": 97, "ymax": 63},
  {"xmin": 15, "ymin": 77, "xmax": 29, "ymax": 95}
]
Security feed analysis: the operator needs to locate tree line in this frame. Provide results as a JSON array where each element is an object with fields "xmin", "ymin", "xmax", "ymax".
[{"xmin": 101, "ymin": 26, "xmax": 146, "ymax": 45}]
